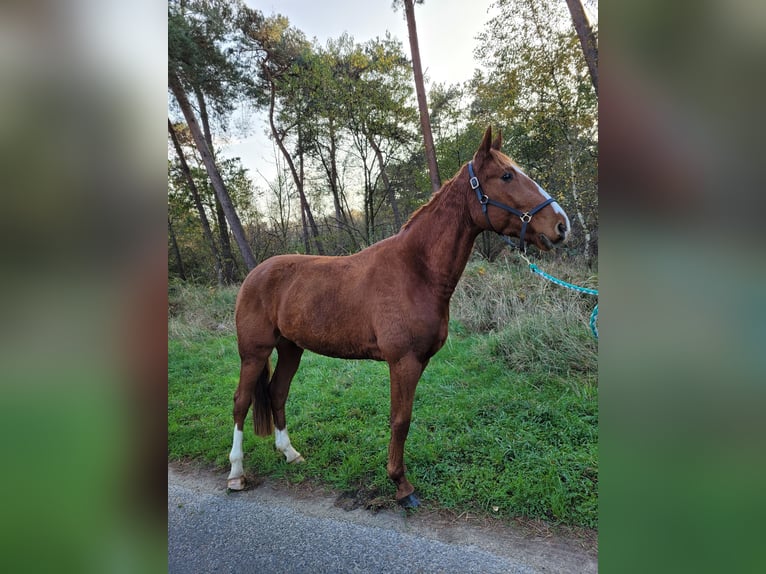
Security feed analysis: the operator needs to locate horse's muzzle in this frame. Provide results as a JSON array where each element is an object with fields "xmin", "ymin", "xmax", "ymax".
[{"xmin": 538, "ymin": 222, "xmax": 569, "ymax": 250}]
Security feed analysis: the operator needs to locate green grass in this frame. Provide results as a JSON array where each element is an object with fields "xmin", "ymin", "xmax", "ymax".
[{"xmin": 168, "ymin": 257, "xmax": 598, "ymax": 528}]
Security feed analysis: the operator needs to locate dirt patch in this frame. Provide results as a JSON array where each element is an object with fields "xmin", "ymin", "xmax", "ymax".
[{"xmin": 333, "ymin": 487, "xmax": 393, "ymax": 513}]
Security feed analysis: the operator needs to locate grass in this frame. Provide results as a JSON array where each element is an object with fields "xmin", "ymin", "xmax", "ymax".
[
  {"xmin": 168, "ymin": 254, "xmax": 598, "ymax": 528},
  {"xmin": 452, "ymin": 255, "xmax": 598, "ymax": 380}
]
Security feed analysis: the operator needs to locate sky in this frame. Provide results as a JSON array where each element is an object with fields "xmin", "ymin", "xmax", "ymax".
[
  {"xmin": 221, "ymin": 0, "xmax": 497, "ymax": 185},
  {"xmin": 257, "ymin": 0, "xmax": 496, "ymax": 86}
]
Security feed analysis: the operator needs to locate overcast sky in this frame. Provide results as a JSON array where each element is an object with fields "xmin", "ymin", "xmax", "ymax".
[
  {"xmin": 255, "ymin": 0, "xmax": 496, "ymax": 86},
  {"xmin": 223, "ymin": 0, "xmax": 497, "ymax": 184}
]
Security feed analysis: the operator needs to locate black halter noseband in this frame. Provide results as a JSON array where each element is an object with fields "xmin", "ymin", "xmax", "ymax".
[{"xmin": 468, "ymin": 161, "xmax": 555, "ymax": 253}]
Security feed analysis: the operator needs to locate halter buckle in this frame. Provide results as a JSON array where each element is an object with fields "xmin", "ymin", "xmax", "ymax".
[
  {"xmin": 469, "ymin": 176, "xmax": 480, "ymax": 190},
  {"xmin": 479, "ymin": 194, "xmax": 489, "ymax": 205},
  {"xmin": 520, "ymin": 212, "xmax": 532, "ymax": 223}
]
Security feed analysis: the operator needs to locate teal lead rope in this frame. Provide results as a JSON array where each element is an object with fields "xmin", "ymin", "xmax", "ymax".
[
  {"xmin": 518, "ymin": 252, "xmax": 599, "ymax": 339},
  {"xmin": 589, "ymin": 304, "xmax": 598, "ymax": 339}
]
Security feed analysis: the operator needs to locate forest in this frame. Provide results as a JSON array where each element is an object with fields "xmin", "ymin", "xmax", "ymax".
[{"xmin": 168, "ymin": 0, "xmax": 598, "ymax": 284}]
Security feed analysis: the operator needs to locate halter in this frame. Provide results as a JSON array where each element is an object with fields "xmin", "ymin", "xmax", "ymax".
[{"xmin": 468, "ymin": 161, "xmax": 555, "ymax": 253}]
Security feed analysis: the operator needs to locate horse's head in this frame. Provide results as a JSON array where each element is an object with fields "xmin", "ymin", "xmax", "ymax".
[{"xmin": 469, "ymin": 126, "xmax": 570, "ymax": 251}]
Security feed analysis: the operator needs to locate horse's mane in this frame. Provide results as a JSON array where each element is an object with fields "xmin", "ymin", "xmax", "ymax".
[{"xmin": 399, "ymin": 171, "xmax": 464, "ymax": 233}]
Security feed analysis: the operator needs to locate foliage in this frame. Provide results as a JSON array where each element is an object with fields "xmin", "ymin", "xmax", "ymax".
[
  {"xmin": 168, "ymin": 138, "xmax": 264, "ymax": 283},
  {"xmin": 169, "ymin": 0, "xmax": 262, "ymax": 276},
  {"xmin": 168, "ymin": 0, "xmax": 598, "ymax": 282},
  {"xmin": 169, "ymin": 0, "xmax": 252, "ymax": 124}
]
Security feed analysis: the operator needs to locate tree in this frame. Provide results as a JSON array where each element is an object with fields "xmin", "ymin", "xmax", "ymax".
[
  {"xmin": 336, "ymin": 35, "xmax": 417, "ymax": 241},
  {"xmin": 190, "ymin": 87, "xmax": 239, "ymax": 283},
  {"xmin": 168, "ymin": 0, "xmax": 258, "ymax": 271},
  {"xmin": 169, "ymin": 75, "xmax": 258, "ymax": 270},
  {"xmin": 428, "ymin": 82, "xmax": 477, "ymax": 179},
  {"xmin": 257, "ymin": 143, "xmax": 296, "ymax": 254},
  {"xmin": 394, "ymin": 0, "xmax": 441, "ymax": 192},
  {"xmin": 357, "ymin": 35, "xmax": 417, "ymax": 232},
  {"xmin": 168, "ymin": 119, "xmax": 225, "ymax": 283},
  {"xmin": 293, "ymin": 34, "xmax": 417, "ymax": 247},
  {"xmin": 564, "ymin": 0, "xmax": 598, "ymax": 95},
  {"xmin": 167, "ymin": 0, "xmax": 598, "ymax": 283},
  {"xmin": 168, "ymin": 214, "xmax": 187, "ymax": 280},
  {"xmin": 239, "ymin": 11, "xmax": 326, "ymax": 255},
  {"xmin": 169, "ymin": 133, "xmax": 262, "ymax": 282},
  {"xmin": 297, "ymin": 40, "xmax": 353, "ymax": 249}
]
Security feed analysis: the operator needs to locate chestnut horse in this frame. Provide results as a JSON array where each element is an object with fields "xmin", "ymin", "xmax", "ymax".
[{"xmin": 227, "ymin": 126, "xmax": 570, "ymax": 506}]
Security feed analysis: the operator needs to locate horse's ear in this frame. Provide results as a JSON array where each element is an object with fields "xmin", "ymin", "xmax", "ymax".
[
  {"xmin": 491, "ymin": 129, "xmax": 503, "ymax": 151},
  {"xmin": 478, "ymin": 125, "xmax": 493, "ymax": 156}
]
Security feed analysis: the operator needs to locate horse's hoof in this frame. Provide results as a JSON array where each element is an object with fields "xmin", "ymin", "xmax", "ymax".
[
  {"xmin": 397, "ymin": 492, "xmax": 420, "ymax": 509},
  {"xmin": 227, "ymin": 476, "xmax": 246, "ymax": 491},
  {"xmin": 286, "ymin": 453, "xmax": 305, "ymax": 464}
]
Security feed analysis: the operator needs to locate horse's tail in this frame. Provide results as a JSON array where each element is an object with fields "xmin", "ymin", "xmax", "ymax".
[{"xmin": 251, "ymin": 358, "xmax": 274, "ymax": 437}]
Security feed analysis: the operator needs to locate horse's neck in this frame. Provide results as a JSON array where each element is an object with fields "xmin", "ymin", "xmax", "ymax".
[{"xmin": 398, "ymin": 180, "xmax": 480, "ymax": 301}]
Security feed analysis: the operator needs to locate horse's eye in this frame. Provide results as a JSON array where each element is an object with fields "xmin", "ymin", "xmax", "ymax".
[{"xmin": 501, "ymin": 172, "xmax": 514, "ymax": 181}]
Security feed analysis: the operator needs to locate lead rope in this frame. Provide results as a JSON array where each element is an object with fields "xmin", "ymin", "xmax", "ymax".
[{"xmin": 516, "ymin": 251, "xmax": 599, "ymax": 339}]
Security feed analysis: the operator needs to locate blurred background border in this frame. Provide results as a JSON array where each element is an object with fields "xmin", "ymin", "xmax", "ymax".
[{"xmin": 0, "ymin": 1, "xmax": 764, "ymax": 572}]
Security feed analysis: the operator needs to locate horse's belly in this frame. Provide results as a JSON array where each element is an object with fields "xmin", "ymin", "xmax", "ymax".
[
  {"xmin": 278, "ymin": 316, "xmax": 383, "ymax": 361},
  {"xmin": 291, "ymin": 333, "xmax": 384, "ymax": 361}
]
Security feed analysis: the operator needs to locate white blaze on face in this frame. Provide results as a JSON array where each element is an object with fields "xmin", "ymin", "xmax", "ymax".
[
  {"xmin": 516, "ymin": 167, "xmax": 571, "ymax": 232},
  {"xmin": 228, "ymin": 426, "xmax": 244, "ymax": 480},
  {"xmin": 535, "ymin": 183, "xmax": 571, "ymax": 231},
  {"xmin": 275, "ymin": 428, "xmax": 303, "ymax": 463}
]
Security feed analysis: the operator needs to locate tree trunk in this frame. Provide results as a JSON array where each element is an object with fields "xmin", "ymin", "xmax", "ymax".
[
  {"xmin": 564, "ymin": 0, "xmax": 598, "ymax": 96},
  {"xmin": 567, "ymin": 145, "xmax": 592, "ymax": 263},
  {"xmin": 403, "ymin": 0, "xmax": 441, "ymax": 192},
  {"xmin": 168, "ymin": 216, "xmax": 187, "ymax": 281},
  {"xmin": 298, "ymin": 192, "xmax": 310, "ymax": 254},
  {"xmin": 327, "ymin": 118, "xmax": 345, "ymax": 225},
  {"xmin": 214, "ymin": 199, "xmax": 238, "ymax": 283},
  {"xmin": 368, "ymin": 135, "xmax": 402, "ymax": 229},
  {"xmin": 361, "ymin": 149, "xmax": 377, "ymax": 245},
  {"xmin": 194, "ymin": 88, "xmax": 238, "ymax": 283},
  {"xmin": 169, "ymin": 73, "xmax": 258, "ymax": 270},
  {"xmin": 316, "ymin": 119, "xmax": 360, "ymax": 253},
  {"xmin": 297, "ymin": 126, "xmax": 326, "ymax": 255},
  {"xmin": 167, "ymin": 119, "xmax": 223, "ymax": 283},
  {"xmin": 266, "ymin": 80, "xmax": 325, "ymax": 255}
]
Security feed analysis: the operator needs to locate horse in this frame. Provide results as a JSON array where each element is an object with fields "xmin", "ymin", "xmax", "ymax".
[{"xmin": 226, "ymin": 126, "xmax": 571, "ymax": 506}]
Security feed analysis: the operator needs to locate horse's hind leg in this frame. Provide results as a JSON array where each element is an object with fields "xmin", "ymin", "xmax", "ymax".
[
  {"xmin": 271, "ymin": 339, "xmax": 304, "ymax": 463},
  {"xmin": 227, "ymin": 352, "xmax": 272, "ymax": 490}
]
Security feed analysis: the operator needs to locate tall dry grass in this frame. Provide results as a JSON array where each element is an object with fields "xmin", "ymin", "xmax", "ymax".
[
  {"xmin": 451, "ymin": 254, "xmax": 598, "ymax": 381},
  {"xmin": 168, "ymin": 282, "xmax": 239, "ymax": 340}
]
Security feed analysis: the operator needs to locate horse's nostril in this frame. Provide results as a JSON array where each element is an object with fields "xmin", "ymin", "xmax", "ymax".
[{"xmin": 556, "ymin": 221, "xmax": 567, "ymax": 238}]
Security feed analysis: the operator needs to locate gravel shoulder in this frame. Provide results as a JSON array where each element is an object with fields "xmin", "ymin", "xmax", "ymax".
[{"xmin": 169, "ymin": 461, "xmax": 597, "ymax": 573}]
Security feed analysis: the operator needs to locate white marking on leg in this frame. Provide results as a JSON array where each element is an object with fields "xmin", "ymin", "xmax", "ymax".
[
  {"xmin": 228, "ymin": 426, "xmax": 244, "ymax": 481},
  {"xmin": 275, "ymin": 428, "xmax": 304, "ymax": 463}
]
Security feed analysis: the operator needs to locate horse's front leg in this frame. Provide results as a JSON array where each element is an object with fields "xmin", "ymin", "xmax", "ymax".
[{"xmin": 386, "ymin": 354, "xmax": 427, "ymax": 507}]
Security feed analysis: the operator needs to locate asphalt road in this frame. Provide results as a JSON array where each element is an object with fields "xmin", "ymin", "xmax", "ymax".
[{"xmin": 168, "ymin": 463, "xmax": 597, "ymax": 573}]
